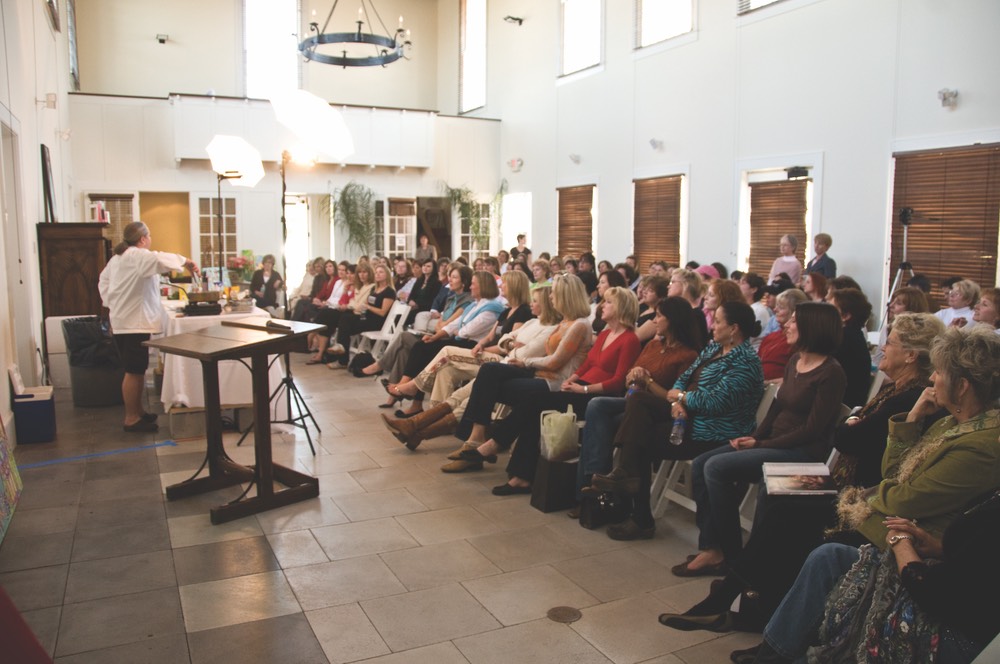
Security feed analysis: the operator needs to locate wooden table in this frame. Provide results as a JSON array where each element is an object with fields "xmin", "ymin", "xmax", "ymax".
[{"xmin": 145, "ymin": 317, "xmax": 324, "ymax": 524}]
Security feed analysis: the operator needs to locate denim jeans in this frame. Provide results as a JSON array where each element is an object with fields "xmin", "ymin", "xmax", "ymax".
[
  {"xmin": 576, "ymin": 396, "xmax": 626, "ymax": 497},
  {"xmin": 691, "ymin": 444, "xmax": 814, "ymax": 556},
  {"xmin": 762, "ymin": 543, "xmax": 861, "ymax": 661}
]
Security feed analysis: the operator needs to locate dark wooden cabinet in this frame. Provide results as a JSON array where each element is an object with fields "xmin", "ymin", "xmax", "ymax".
[{"xmin": 37, "ymin": 223, "xmax": 110, "ymax": 318}]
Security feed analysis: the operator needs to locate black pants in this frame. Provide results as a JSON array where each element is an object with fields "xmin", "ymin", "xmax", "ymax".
[
  {"xmin": 458, "ymin": 363, "xmax": 549, "ymax": 440},
  {"xmin": 335, "ymin": 312, "xmax": 385, "ymax": 364},
  {"xmin": 401, "ymin": 337, "xmax": 477, "ymax": 388}
]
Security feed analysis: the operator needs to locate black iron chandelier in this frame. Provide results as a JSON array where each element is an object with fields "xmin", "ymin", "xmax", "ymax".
[{"xmin": 299, "ymin": 0, "xmax": 412, "ymax": 68}]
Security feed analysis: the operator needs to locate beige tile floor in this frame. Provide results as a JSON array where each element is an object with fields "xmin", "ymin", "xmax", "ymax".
[{"xmin": 1, "ymin": 355, "xmax": 762, "ymax": 662}]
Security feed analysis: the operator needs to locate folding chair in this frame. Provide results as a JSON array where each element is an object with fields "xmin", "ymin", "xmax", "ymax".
[
  {"xmin": 350, "ymin": 300, "xmax": 410, "ymax": 360},
  {"xmin": 652, "ymin": 382, "xmax": 780, "ymax": 520}
]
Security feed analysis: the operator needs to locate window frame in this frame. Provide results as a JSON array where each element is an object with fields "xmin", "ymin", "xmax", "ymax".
[
  {"xmin": 560, "ymin": 0, "xmax": 604, "ymax": 79},
  {"xmin": 459, "ymin": 0, "xmax": 487, "ymax": 113},
  {"xmin": 634, "ymin": 0, "xmax": 694, "ymax": 51},
  {"xmin": 557, "ymin": 184, "xmax": 596, "ymax": 258},
  {"xmin": 632, "ymin": 174, "xmax": 683, "ymax": 270},
  {"xmin": 197, "ymin": 195, "xmax": 238, "ymax": 275},
  {"xmin": 888, "ymin": 143, "xmax": 1000, "ymax": 310}
]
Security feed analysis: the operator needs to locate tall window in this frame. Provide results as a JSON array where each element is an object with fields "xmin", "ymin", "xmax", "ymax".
[
  {"xmin": 459, "ymin": 203, "xmax": 492, "ymax": 262},
  {"xmin": 198, "ymin": 196, "xmax": 238, "ymax": 272},
  {"xmin": 558, "ymin": 185, "xmax": 595, "ymax": 258},
  {"xmin": 562, "ymin": 0, "xmax": 602, "ymax": 76},
  {"xmin": 636, "ymin": 0, "xmax": 692, "ymax": 48},
  {"xmin": 633, "ymin": 175, "xmax": 682, "ymax": 269},
  {"xmin": 889, "ymin": 144, "xmax": 999, "ymax": 308},
  {"xmin": 244, "ymin": 0, "xmax": 299, "ymax": 99},
  {"xmin": 460, "ymin": 0, "xmax": 487, "ymax": 112},
  {"xmin": 747, "ymin": 180, "xmax": 808, "ymax": 277},
  {"xmin": 385, "ymin": 199, "xmax": 417, "ymax": 257}
]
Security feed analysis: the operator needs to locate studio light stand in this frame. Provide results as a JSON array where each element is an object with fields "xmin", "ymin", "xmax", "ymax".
[
  {"xmin": 880, "ymin": 207, "xmax": 918, "ymax": 335},
  {"xmin": 237, "ymin": 150, "xmax": 320, "ymax": 454}
]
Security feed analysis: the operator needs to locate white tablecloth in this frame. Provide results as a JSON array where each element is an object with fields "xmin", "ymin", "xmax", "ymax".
[{"xmin": 158, "ymin": 305, "xmax": 287, "ymax": 411}]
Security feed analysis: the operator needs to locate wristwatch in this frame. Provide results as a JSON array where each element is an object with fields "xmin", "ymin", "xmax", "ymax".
[{"xmin": 888, "ymin": 534, "xmax": 913, "ymax": 546}]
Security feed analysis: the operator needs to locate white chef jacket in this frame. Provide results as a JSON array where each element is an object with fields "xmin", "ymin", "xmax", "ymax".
[{"xmin": 98, "ymin": 247, "xmax": 188, "ymax": 334}]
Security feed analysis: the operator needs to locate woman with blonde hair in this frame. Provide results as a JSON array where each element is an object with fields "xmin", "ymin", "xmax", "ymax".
[
  {"xmin": 455, "ymin": 287, "xmax": 642, "ymax": 494},
  {"xmin": 327, "ymin": 263, "xmax": 396, "ymax": 368},
  {"xmin": 382, "ymin": 285, "xmax": 559, "ymax": 450},
  {"xmin": 442, "ymin": 274, "xmax": 594, "ymax": 472},
  {"xmin": 936, "ymin": 278, "xmax": 980, "ymax": 327}
]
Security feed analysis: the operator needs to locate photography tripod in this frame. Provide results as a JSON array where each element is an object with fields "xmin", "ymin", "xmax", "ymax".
[
  {"xmin": 236, "ymin": 151, "xmax": 320, "ymax": 454},
  {"xmin": 235, "ymin": 350, "xmax": 319, "ymax": 455},
  {"xmin": 880, "ymin": 208, "xmax": 917, "ymax": 335}
]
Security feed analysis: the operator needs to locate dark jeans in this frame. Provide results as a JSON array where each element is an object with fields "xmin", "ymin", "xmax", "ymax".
[{"xmin": 692, "ymin": 444, "xmax": 815, "ymax": 560}]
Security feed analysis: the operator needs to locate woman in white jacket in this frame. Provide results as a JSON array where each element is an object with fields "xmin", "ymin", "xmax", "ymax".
[{"xmin": 98, "ymin": 221, "xmax": 198, "ymax": 432}]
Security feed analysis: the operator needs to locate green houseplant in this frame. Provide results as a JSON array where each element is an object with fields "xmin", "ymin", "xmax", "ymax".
[{"xmin": 333, "ymin": 181, "xmax": 379, "ymax": 256}]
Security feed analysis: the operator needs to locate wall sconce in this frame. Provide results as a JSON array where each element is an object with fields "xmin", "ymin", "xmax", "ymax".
[
  {"xmin": 156, "ymin": 33, "xmax": 169, "ymax": 44},
  {"xmin": 507, "ymin": 158, "xmax": 523, "ymax": 173},
  {"xmin": 649, "ymin": 138, "xmax": 664, "ymax": 151},
  {"xmin": 503, "ymin": 16, "xmax": 524, "ymax": 26},
  {"xmin": 938, "ymin": 88, "xmax": 958, "ymax": 108},
  {"xmin": 569, "ymin": 154, "xmax": 581, "ymax": 165}
]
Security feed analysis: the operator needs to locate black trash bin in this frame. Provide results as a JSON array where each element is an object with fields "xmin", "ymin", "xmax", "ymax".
[{"xmin": 62, "ymin": 316, "xmax": 125, "ymax": 407}]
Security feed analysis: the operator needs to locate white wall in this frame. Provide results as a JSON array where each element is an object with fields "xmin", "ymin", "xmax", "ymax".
[
  {"xmin": 68, "ymin": 94, "xmax": 501, "ymax": 263},
  {"xmin": 478, "ymin": 0, "xmax": 1000, "ymax": 310},
  {"xmin": 76, "ymin": 0, "xmax": 443, "ymax": 110},
  {"xmin": 0, "ymin": 0, "xmax": 78, "ymax": 434}
]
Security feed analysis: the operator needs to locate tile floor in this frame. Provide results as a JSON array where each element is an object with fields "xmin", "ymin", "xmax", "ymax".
[{"xmin": 2, "ymin": 356, "xmax": 762, "ymax": 662}]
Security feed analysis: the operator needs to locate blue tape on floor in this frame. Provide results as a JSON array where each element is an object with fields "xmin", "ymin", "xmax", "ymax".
[{"xmin": 18, "ymin": 440, "xmax": 179, "ymax": 469}]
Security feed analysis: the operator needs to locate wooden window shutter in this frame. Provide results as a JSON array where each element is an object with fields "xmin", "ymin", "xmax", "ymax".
[
  {"xmin": 633, "ymin": 175, "xmax": 682, "ymax": 269},
  {"xmin": 890, "ymin": 143, "xmax": 1000, "ymax": 308},
  {"xmin": 747, "ymin": 180, "xmax": 808, "ymax": 277},
  {"xmin": 88, "ymin": 193, "xmax": 134, "ymax": 247},
  {"xmin": 558, "ymin": 185, "xmax": 594, "ymax": 258}
]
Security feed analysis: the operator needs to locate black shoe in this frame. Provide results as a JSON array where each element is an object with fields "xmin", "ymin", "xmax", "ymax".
[
  {"xmin": 590, "ymin": 468, "xmax": 640, "ymax": 494},
  {"xmin": 140, "ymin": 412, "xmax": 159, "ymax": 423},
  {"xmin": 606, "ymin": 518, "xmax": 655, "ymax": 540},
  {"xmin": 123, "ymin": 419, "xmax": 159, "ymax": 433},
  {"xmin": 658, "ymin": 611, "xmax": 734, "ymax": 633},
  {"xmin": 492, "ymin": 483, "xmax": 532, "ymax": 496},
  {"xmin": 730, "ymin": 643, "xmax": 761, "ymax": 664},
  {"xmin": 459, "ymin": 448, "xmax": 497, "ymax": 464}
]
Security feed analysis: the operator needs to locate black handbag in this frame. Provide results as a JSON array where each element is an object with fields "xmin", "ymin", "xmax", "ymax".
[
  {"xmin": 348, "ymin": 351, "xmax": 375, "ymax": 377},
  {"xmin": 578, "ymin": 491, "xmax": 631, "ymax": 529}
]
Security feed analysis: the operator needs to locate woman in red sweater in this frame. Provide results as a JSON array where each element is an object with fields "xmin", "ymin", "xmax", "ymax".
[
  {"xmin": 483, "ymin": 286, "xmax": 642, "ymax": 495},
  {"xmin": 757, "ymin": 288, "xmax": 808, "ymax": 381}
]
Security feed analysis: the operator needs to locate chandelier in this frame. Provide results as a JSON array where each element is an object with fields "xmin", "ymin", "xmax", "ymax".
[{"xmin": 299, "ymin": 0, "xmax": 412, "ymax": 68}]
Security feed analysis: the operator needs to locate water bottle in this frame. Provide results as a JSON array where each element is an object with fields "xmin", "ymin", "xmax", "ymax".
[
  {"xmin": 669, "ymin": 418, "xmax": 685, "ymax": 445},
  {"xmin": 626, "ymin": 380, "xmax": 640, "ymax": 398}
]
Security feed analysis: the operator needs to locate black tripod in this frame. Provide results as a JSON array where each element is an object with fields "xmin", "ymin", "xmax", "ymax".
[
  {"xmin": 880, "ymin": 208, "xmax": 917, "ymax": 335},
  {"xmin": 235, "ymin": 351, "xmax": 319, "ymax": 455},
  {"xmin": 237, "ymin": 151, "xmax": 320, "ymax": 454}
]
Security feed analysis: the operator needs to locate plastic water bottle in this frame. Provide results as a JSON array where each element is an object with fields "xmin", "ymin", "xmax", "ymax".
[
  {"xmin": 669, "ymin": 418, "xmax": 685, "ymax": 445},
  {"xmin": 626, "ymin": 380, "xmax": 640, "ymax": 398}
]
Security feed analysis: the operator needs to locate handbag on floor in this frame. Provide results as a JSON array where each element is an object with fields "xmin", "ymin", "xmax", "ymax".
[
  {"xmin": 539, "ymin": 405, "xmax": 578, "ymax": 462},
  {"xmin": 578, "ymin": 491, "xmax": 631, "ymax": 529}
]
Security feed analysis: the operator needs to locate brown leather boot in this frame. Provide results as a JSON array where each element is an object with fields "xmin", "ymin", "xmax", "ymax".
[
  {"xmin": 381, "ymin": 402, "xmax": 452, "ymax": 444},
  {"xmin": 405, "ymin": 413, "xmax": 457, "ymax": 451}
]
